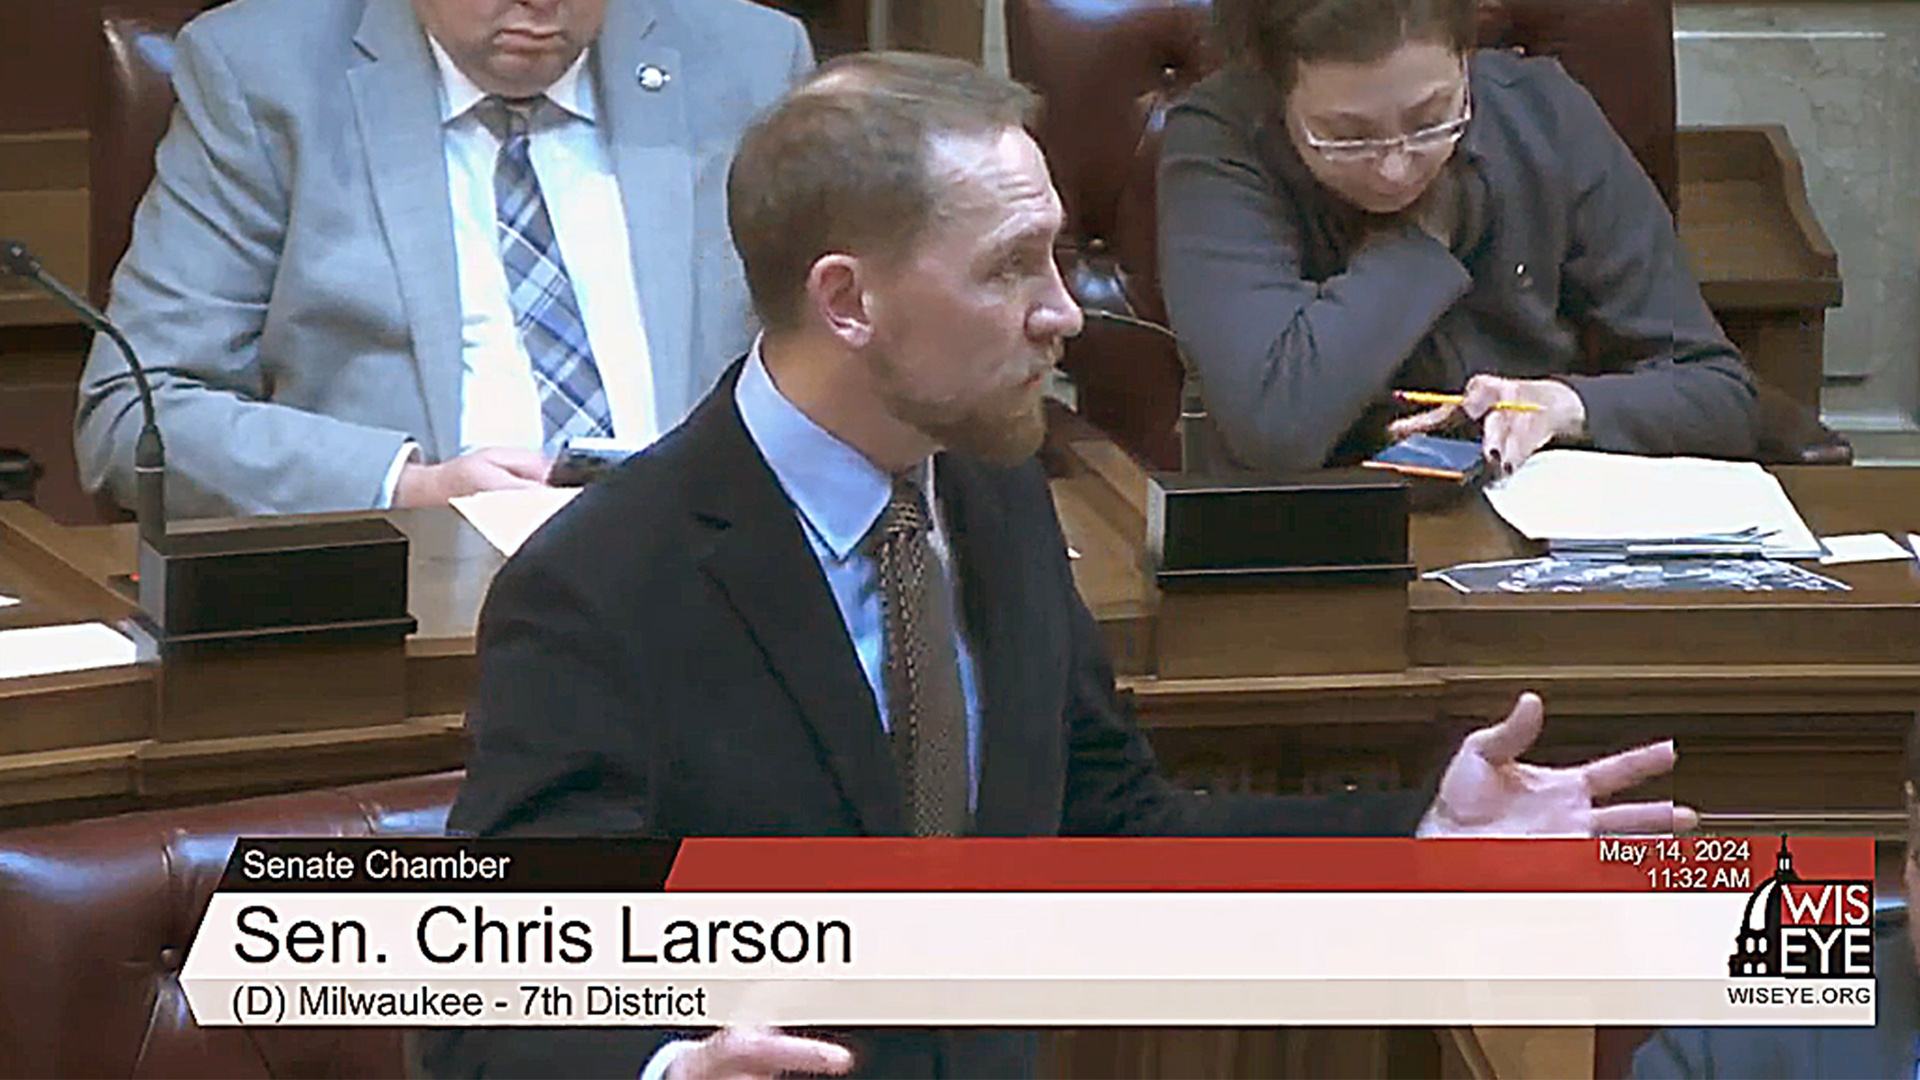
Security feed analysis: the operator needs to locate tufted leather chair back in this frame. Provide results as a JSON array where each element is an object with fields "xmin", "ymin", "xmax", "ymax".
[
  {"xmin": 1008, "ymin": 0, "xmax": 1681, "ymax": 470},
  {"xmin": 91, "ymin": 5, "xmax": 221, "ymax": 309},
  {"xmin": 0, "ymin": 772, "xmax": 462, "ymax": 1078},
  {"xmin": 1009, "ymin": 0, "xmax": 1215, "ymax": 468}
]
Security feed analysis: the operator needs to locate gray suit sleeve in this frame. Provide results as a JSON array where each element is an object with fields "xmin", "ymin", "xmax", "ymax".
[
  {"xmin": 74, "ymin": 24, "xmax": 412, "ymax": 519},
  {"xmin": 1545, "ymin": 71, "xmax": 1760, "ymax": 459},
  {"xmin": 786, "ymin": 9, "xmax": 816, "ymax": 80},
  {"xmin": 1158, "ymin": 98, "xmax": 1473, "ymax": 472}
]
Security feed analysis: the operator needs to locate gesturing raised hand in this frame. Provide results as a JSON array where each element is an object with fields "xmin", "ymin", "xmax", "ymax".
[{"xmin": 1417, "ymin": 692, "xmax": 1697, "ymax": 838}]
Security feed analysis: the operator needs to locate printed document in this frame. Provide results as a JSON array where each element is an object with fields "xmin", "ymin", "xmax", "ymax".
[{"xmin": 1483, "ymin": 450, "xmax": 1821, "ymax": 560}]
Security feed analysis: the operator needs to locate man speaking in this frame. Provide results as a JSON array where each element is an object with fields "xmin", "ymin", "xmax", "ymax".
[{"xmin": 426, "ymin": 52, "xmax": 1690, "ymax": 1080}]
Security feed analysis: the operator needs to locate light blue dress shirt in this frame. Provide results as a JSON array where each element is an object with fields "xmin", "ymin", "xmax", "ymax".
[{"xmin": 733, "ymin": 346, "xmax": 983, "ymax": 798}]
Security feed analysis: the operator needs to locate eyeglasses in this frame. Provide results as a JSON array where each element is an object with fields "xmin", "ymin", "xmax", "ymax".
[{"xmin": 1299, "ymin": 84, "xmax": 1473, "ymax": 165}]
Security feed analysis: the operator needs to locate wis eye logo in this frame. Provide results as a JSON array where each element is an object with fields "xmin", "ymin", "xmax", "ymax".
[{"xmin": 1728, "ymin": 838, "xmax": 1873, "ymax": 979}]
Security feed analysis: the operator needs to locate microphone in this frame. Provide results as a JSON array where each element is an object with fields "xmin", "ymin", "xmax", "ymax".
[
  {"xmin": 0, "ymin": 240, "xmax": 414, "ymax": 656},
  {"xmin": 1, "ymin": 240, "xmax": 166, "ymax": 548},
  {"xmin": 1080, "ymin": 306, "xmax": 1180, "ymax": 342}
]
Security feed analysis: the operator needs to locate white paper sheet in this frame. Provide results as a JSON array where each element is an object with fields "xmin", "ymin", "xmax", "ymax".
[
  {"xmin": 1482, "ymin": 450, "xmax": 1822, "ymax": 559},
  {"xmin": 1817, "ymin": 533, "xmax": 1914, "ymax": 566},
  {"xmin": 0, "ymin": 622, "xmax": 138, "ymax": 680},
  {"xmin": 0, "ymin": 594, "xmax": 18, "ymax": 608},
  {"xmin": 451, "ymin": 487, "xmax": 583, "ymax": 557}
]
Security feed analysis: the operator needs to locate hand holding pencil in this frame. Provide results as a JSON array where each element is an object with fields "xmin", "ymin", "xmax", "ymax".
[
  {"xmin": 1395, "ymin": 390, "xmax": 1543, "ymax": 413},
  {"xmin": 1389, "ymin": 374, "xmax": 1588, "ymax": 475}
]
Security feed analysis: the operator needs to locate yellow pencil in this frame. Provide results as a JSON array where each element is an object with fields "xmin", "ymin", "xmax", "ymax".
[{"xmin": 1394, "ymin": 390, "xmax": 1544, "ymax": 412}]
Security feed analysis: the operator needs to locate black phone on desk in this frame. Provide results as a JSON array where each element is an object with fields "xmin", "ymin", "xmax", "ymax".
[
  {"xmin": 1362, "ymin": 434, "xmax": 1488, "ymax": 510},
  {"xmin": 1362, "ymin": 434, "xmax": 1487, "ymax": 483},
  {"xmin": 546, "ymin": 437, "xmax": 643, "ymax": 487}
]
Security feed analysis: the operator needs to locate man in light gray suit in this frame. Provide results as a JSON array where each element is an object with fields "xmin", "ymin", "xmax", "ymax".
[{"xmin": 76, "ymin": 0, "xmax": 813, "ymax": 518}]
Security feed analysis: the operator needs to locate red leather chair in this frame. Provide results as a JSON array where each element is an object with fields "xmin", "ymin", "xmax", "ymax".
[
  {"xmin": 0, "ymin": 772, "xmax": 462, "ymax": 1078},
  {"xmin": 1007, "ymin": 0, "xmax": 1846, "ymax": 471},
  {"xmin": 91, "ymin": 4, "xmax": 223, "ymax": 311}
]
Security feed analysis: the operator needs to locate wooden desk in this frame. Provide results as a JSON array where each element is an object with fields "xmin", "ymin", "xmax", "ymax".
[
  {"xmin": 0, "ymin": 503, "xmax": 495, "ymax": 824},
  {"xmin": 0, "ymin": 494, "xmax": 1468, "ymax": 1079},
  {"xmin": 3, "ymin": 456, "xmax": 1915, "ymax": 839},
  {"xmin": 3, "ymin": 445, "xmax": 1904, "ymax": 849},
  {"xmin": 8, "ymin": 460, "xmax": 1909, "ymax": 1079},
  {"xmin": 1052, "ymin": 443, "xmax": 1920, "ymax": 841}
]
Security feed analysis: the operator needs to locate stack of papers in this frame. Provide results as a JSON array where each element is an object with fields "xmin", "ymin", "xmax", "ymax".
[
  {"xmin": 1483, "ymin": 450, "xmax": 1822, "ymax": 560},
  {"xmin": 451, "ymin": 487, "xmax": 582, "ymax": 557},
  {"xmin": 1425, "ymin": 556, "xmax": 1849, "ymax": 594},
  {"xmin": 0, "ymin": 622, "xmax": 138, "ymax": 680},
  {"xmin": 1818, "ymin": 533, "xmax": 1915, "ymax": 566}
]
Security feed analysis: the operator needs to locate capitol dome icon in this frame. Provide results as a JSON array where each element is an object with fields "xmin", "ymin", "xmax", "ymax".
[{"xmin": 1728, "ymin": 838, "xmax": 1800, "ymax": 977}]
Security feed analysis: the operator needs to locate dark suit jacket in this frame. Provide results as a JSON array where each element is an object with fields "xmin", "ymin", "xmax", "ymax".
[
  {"xmin": 420, "ymin": 360, "xmax": 1438, "ymax": 1079},
  {"xmin": 1632, "ymin": 916, "xmax": 1918, "ymax": 1079}
]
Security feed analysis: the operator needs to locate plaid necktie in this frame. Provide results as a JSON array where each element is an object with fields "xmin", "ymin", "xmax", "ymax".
[
  {"xmin": 475, "ymin": 96, "xmax": 615, "ymax": 453},
  {"xmin": 871, "ymin": 473, "xmax": 972, "ymax": 837}
]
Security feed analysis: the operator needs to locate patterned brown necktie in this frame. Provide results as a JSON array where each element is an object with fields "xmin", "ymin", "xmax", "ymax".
[{"xmin": 872, "ymin": 473, "xmax": 972, "ymax": 837}]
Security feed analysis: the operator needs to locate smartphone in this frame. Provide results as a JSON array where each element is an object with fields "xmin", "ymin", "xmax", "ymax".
[
  {"xmin": 1361, "ymin": 434, "xmax": 1486, "ymax": 483},
  {"xmin": 546, "ymin": 437, "xmax": 643, "ymax": 487}
]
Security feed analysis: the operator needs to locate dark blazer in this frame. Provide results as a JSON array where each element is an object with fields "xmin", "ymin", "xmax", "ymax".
[
  {"xmin": 1159, "ymin": 50, "xmax": 1759, "ymax": 473},
  {"xmin": 1632, "ymin": 916, "xmax": 1918, "ymax": 1079},
  {"xmin": 420, "ymin": 361, "xmax": 1437, "ymax": 1079}
]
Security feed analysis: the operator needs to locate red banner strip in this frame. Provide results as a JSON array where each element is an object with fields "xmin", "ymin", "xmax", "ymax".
[{"xmin": 659, "ymin": 837, "xmax": 1874, "ymax": 893}]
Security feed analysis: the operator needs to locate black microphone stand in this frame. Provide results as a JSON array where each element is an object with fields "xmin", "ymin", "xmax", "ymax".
[{"xmin": 0, "ymin": 240, "xmax": 167, "ymax": 549}]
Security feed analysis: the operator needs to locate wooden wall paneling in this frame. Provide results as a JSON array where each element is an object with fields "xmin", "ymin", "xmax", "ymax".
[
  {"xmin": 0, "ymin": 126, "xmax": 94, "ymax": 524},
  {"xmin": 887, "ymin": 0, "xmax": 985, "ymax": 59},
  {"xmin": 0, "ymin": 131, "xmax": 89, "ymax": 325},
  {"xmin": 0, "ymin": 329, "xmax": 95, "ymax": 524},
  {"xmin": 0, "ymin": 0, "xmax": 97, "ymax": 135}
]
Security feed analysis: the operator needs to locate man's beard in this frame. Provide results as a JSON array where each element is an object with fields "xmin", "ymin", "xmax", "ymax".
[
  {"xmin": 922, "ymin": 386, "xmax": 1048, "ymax": 465},
  {"xmin": 874, "ymin": 356, "xmax": 1052, "ymax": 466}
]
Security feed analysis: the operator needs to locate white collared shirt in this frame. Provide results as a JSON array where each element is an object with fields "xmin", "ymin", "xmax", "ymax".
[{"xmin": 382, "ymin": 35, "xmax": 658, "ymax": 501}]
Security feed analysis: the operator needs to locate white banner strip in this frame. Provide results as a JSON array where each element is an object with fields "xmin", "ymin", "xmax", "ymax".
[
  {"xmin": 180, "ymin": 892, "xmax": 1876, "ymax": 1027},
  {"xmin": 181, "ymin": 978, "xmax": 1872, "ymax": 1027}
]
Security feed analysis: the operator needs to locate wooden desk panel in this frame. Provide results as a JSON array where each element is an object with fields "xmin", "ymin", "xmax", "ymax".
[
  {"xmin": 1049, "ymin": 447, "xmax": 1920, "ymax": 838},
  {"xmin": 1, "ymin": 456, "xmax": 1914, "ymax": 846},
  {"xmin": 1406, "ymin": 479, "xmax": 1920, "ymax": 671},
  {"xmin": 7, "ymin": 464, "xmax": 1910, "ymax": 1080},
  {"xmin": 0, "ymin": 504, "xmax": 478, "ymax": 824}
]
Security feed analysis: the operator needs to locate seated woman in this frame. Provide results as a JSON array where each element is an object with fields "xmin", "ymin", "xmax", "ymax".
[{"xmin": 1158, "ymin": 0, "xmax": 1760, "ymax": 475}]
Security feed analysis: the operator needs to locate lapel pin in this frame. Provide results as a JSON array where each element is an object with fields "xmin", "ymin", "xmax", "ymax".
[{"xmin": 637, "ymin": 64, "xmax": 671, "ymax": 92}]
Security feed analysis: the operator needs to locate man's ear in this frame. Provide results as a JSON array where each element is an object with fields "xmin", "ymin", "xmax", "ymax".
[{"xmin": 807, "ymin": 254, "xmax": 874, "ymax": 350}]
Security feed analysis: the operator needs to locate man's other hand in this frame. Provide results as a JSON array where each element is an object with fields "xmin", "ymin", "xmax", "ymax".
[
  {"xmin": 394, "ymin": 447, "xmax": 553, "ymax": 507},
  {"xmin": 1417, "ymin": 692, "xmax": 1698, "ymax": 838},
  {"xmin": 664, "ymin": 1027, "xmax": 855, "ymax": 1080}
]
